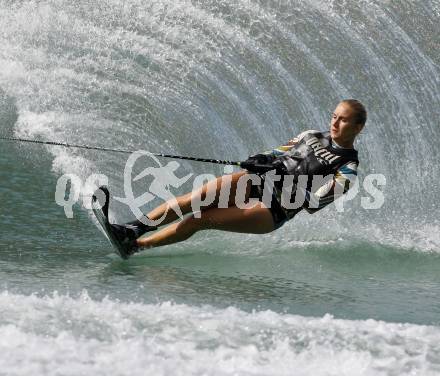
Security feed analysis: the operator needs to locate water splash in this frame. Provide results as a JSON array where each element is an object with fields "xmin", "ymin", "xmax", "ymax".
[{"xmin": 0, "ymin": 0, "xmax": 438, "ymax": 252}]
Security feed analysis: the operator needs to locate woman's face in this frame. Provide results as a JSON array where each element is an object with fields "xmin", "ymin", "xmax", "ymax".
[{"xmin": 330, "ymin": 102, "xmax": 363, "ymax": 143}]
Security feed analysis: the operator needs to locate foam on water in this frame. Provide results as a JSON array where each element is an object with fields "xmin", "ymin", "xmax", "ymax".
[
  {"xmin": 1, "ymin": 2, "xmax": 440, "ymax": 371},
  {"xmin": 0, "ymin": 291, "xmax": 439, "ymax": 376}
]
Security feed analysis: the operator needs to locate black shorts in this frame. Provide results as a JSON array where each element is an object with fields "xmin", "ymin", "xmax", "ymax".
[{"xmin": 248, "ymin": 182, "xmax": 298, "ymax": 230}]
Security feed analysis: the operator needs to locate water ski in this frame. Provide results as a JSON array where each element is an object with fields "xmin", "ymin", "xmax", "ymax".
[{"xmin": 91, "ymin": 186, "xmax": 136, "ymax": 259}]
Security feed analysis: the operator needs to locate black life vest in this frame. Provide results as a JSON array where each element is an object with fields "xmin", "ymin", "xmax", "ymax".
[{"xmin": 270, "ymin": 131, "xmax": 359, "ymax": 195}]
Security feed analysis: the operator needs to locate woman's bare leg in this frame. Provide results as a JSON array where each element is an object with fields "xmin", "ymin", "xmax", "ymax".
[
  {"xmin": 145, "ymin": 171, "xmax": 249, "ymax": 227},
  {"xmin": 137, "ymin": 203, "xmax": 275, "ymax": 249}
]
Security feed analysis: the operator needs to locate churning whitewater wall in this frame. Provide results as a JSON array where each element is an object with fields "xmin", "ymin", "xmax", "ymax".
[{"xmin": 0, "ymin": 0, "xmax": 439, "ymax": 250}]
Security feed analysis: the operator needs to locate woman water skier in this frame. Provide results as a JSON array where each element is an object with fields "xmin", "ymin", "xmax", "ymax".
[{"xmin": 112, "ymin": 99, "xmax": 366, "ymax": 255}]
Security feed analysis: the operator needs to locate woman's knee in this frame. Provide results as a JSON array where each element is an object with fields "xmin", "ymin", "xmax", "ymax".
[
  {"xmin": 177, "ymin": 214, "xmax": 205, "ymax": 233},
  {"xmin": 172, "ymin": 191, "xmax": 193, "ymax": 211}
]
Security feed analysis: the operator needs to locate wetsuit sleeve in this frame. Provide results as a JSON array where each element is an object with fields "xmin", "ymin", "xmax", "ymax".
[{"xmin": 302, "ymin": 161, "xmax": 358, "ymax": 214}]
